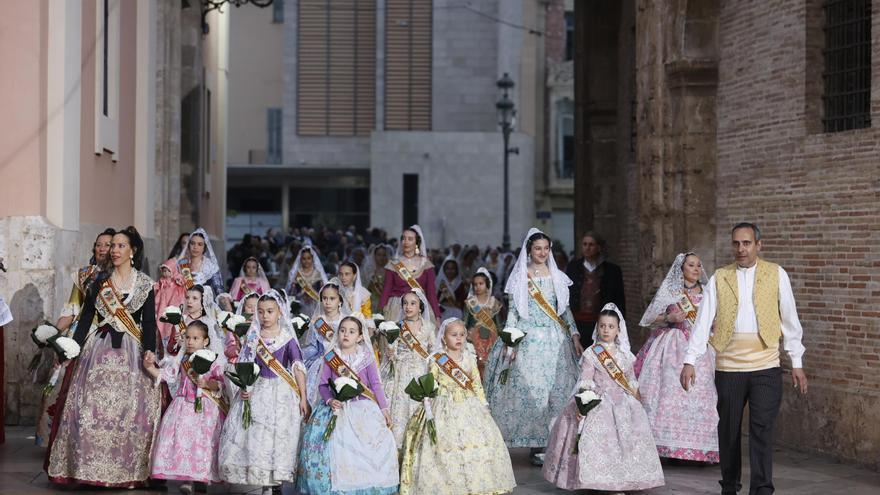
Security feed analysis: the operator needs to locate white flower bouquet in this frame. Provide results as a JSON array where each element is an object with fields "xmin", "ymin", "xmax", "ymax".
[
  {"xmin": 159, "ymin": 305, "xmax": 183, "ymax": 325},
  {"xmin": 291, "ymin": 313, "xmax": 311, "ymax": 339},
  {"xmin": 378, "ymin": 321, "xmax": 401, "ymax": 344},
  {"xmin": 572, "ymin": 389, "xmax": 602, "ymax": 454},
  {"xmin": 405, "ymin": 373, "xmax": 440, "ymax": 444},
  {"xmin": 498, "ymin": 327, "xmax": 527, "ymax": 385},
  {"xmin": 324, "ymin": 375, "xmax": 364, "ymax": 441},
  {"xmin": 225, "ymin": 361, "xmax": 261, "ymax": 428},
  {"xmin": 189, "ymin": 349, "xmax": 218, "ymax": 413}
]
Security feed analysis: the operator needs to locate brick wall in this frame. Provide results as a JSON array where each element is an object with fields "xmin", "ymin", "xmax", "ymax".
[{"xmin": 715, "ymin": 0, "xmax": 880, "ymax": 467}]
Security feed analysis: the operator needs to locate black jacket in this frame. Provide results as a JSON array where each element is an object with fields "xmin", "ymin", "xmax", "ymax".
[{"xmin": 566, "ymin": 258, "xmax": 626, "ymax": 319}]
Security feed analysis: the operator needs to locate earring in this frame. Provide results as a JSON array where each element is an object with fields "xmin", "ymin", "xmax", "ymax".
[
  {"xmin": 130, "ymin": 255, "xmax": 134, "ymax": 266},
  {"xmin": 415, "ymin": 247, "xmax": 420, "ymax": 255}
]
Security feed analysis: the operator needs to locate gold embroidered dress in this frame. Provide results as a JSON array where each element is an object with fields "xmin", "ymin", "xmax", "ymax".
[
  {"xmin": 46, "ymin": 271, "xmax": 161, "ymax": 487},
  {"xmin": 400, "ymin": 352, "xmax": 516, "ymax": 495}
]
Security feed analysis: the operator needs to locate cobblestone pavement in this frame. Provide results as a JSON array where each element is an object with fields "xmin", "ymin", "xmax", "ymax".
[{"xmin": 2, "ymin": 426, "xmax": 877, "ymax": 494}]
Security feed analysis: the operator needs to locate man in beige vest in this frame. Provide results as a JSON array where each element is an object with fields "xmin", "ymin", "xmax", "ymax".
[{"xmin": 680, "ymin": 223, "xmax": 808, "ymax": 495}]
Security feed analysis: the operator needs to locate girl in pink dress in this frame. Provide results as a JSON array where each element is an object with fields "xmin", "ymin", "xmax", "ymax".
[
  {"xmin": 230, "ymin": 257, "xmax": 271, "ymax": 302},
  {"xmin": 155, "ymin": 259, "xmax": 187, "ymax": 354},
  {"xmin": 634, "ymin": 252, "xmax": 719, "ymax": 462},
  {"xmin": 145, "ymin": 321, "xmax": 226, "ymax": 493},
  {"xmin": 543, "ymin": 303, "xmax": 665, "ymax": 492}
]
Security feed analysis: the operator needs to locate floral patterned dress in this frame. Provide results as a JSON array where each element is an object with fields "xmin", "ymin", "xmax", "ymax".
[
  {"xmin": 400, "ymin": 352, "xmax": 516, "ymax": 495},
  {"xmin": 463, "ymin": 295, "xmax": 504, "ymax": 379},
  {"xmin": 633, "ymin": 292, "xmax": 719, "ymax": 462},
  {"xmin": 542, "ymin": 344, "xmax": 665, "ymax": 491},
  {"xmin": 482, "ymin": 275, "xmax": 579, "ymax": 448},
  {"xmin": 380, "ymin": 318, "xmax": 435, "ymax": 448},
  {"xmin": 151, "ymin": 357, "xmax": 226, "ymax": 483}
]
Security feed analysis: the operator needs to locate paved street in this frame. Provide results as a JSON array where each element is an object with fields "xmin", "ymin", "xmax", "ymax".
[{"xmin": 1, "ymin": 426, "xmax": 877, "ymax": 494}]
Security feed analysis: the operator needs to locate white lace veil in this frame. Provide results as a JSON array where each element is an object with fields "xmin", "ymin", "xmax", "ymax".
[
  {"xmin": 325, "ymin": 312, "xmax": 377, "ymax": 373},
  {"xmin": 288, "ymin": 244, "xmax": 329, "ymax": 288},
  {"xmin": 435, "ymin": 256, "xmax": 462, "ymax": 293},
  {"xmin": 504, "ymin": 227, "xmax": 572, "ymax": 318},
  {"xmin": 591, "ymin": 302, "xmax": 631, "ymax": 354},
  {"xmin": 401, "ymin": 288, "xmax": 436, "ymax": 327},
  {"xmin": 467, "ymin": 267, "xmax": 494, "ymax": 299},
  {"xmin": 178, "ymin": 228, "xmax": 220, "ymax": 283},
  {"xmin": 237, "ymin": 256, "xmax": 269, "ymax": 283},
  {"xmin": 238, "ymin": 289, "xmax": 299, "ymax": 362},
  {"xmin": 638, "ymin": 252, "xmax": 708, "ymax": 327},
  {"xmin": 406, "ymin": 224, "xmax": 427, "ymax": 256},
  {"xmin": 362, "ymin": 243, "xmax": 392, "ymax": 282},
  {"xmin": 192, "ymin": 284, "xmax": 226, "ymax": 359},
  {"xmin": 235, "ymin": 293, "xmax": 260, "ymax": 316},
  {"xmin": 339, "ymin": 262, "xmax": 368, "ymax": 314}
]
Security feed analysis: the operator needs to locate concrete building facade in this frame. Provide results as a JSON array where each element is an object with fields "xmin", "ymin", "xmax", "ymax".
[
  {"xmin": 227, "ymin": 0, "xmax": 571, "ymax": 248},
  {"xmin": 575, "ymin": 0, "xmax": 880, "ymax": 469},
  {"xmin": 0, "ymin": 0, "xmax": 228, "ymax": 425}
]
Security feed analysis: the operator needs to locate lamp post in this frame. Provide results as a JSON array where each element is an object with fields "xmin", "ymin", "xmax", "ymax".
[{"xmin": 496, "ymin": 73, "xmax": 519, "ymax": 252}]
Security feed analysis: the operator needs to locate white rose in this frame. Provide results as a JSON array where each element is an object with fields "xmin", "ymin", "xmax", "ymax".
[
  {"xmin": 373, "ymin": 314, "xmax": 386, "ymax": 322},
  {"xmin": 34, "ymin": 324, "xmax": 59, "ymax": 344},
  {"xmin": 502, "ymin": 327, "xmax": 525, "ymax": 341},
  {"xmin": 191, "ymin": 349, "xmax": 218, "ymax": 362},
  {"xmin": 55, "ymin": 337, "xmax": 81, "ymax": 360},
  {"xmin": 378, "ymin": 321, "xmax": 400, "ymax": 332},
  {"xmin": 225, "ymin": 314, "xmax": 247, "ymax": 329},
  {"xmin": 251, "ymin": 362, "xmax": 261, "ymax": 376},
  {"xmin": 216, "ymin": 311, "xmax": 233, "ymax": 325},
  {"xmin": 333, "ymin": 376, "xmax": 359, "ymax": 394},
  {"xmin": 297, "ymin": 313, "xmax": 310, "ymax": 321},
  {"xmin": 291, "ymin": 316, "xmax": 307, "ymax": 328},
  {"xmin": 575, "ymin": 389, "xmax": 600, "ymax": 404},
  {"xmin": 163, "ymin": 306, "xmax": 182, "ymax": 317}
]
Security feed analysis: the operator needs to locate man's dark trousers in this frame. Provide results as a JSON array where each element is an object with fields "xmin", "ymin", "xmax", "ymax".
[{"xmin": 715, "ymin": 367, "xmax": 783, "ymax": 495}]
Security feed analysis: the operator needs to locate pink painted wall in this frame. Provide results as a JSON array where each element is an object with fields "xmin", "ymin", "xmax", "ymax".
[
  {"xmin": 79, "ymin": 0, "xmax": 136, "ymax": 227},
  {"xmin": 0, "ymin": 1, "xmax": 45, "ymax": 217}
]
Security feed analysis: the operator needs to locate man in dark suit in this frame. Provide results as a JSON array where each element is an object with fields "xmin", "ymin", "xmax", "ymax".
[{"xmin": 565, "ymin": 232, "xmax": 626, "ymax": 347}]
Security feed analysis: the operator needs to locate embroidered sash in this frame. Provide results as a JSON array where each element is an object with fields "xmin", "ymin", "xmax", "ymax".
[
  {"xmin": 323, "ymin": 350, "xmax": 378, "ymax": 403},
  {"xmin": 179, "ymin": 260, "xmax": 195, "ymax": 289},
  {"xmin": 591, "ymin": 344, "xmax": 637, "ymax": 396},
  {"xmin": 296, "ymin": 272, "xmax": 320, "ymax": 302},
  {"xmin": 400, "ymin": 322, "xmax": 429, "ymax": 359},
  {"xmin": 527, "ymin": 277, "xmax": 571, "ymax": 335},
  {"xmin": 313, "ymin": 317, "xmax": 335, "ymax": 341},
  {"xmin": 432, "ymin": 352, "xmax": 474, "ymax": 390},
  {"xmin": 76, "ymin": 265, "xmax": 98, "ymax": 292},
  {"xmin": 467, "ymin": 299, "xmax": 498, "ymax": 335},
  {"xmin": 677, "ymin": 291, "xmax": 699, "ymax": 326},
  {"xmin": 392, "ymin": 260, "xmax": 424, "ymax": 292},
  {"xmin": 256, "ymin": 339, "xmax": 302, "ymax": 396},
  {"xmin": 181, "ymin": 360, "xmax": 230, "ymax": 413},
  {"xmin": 97, "ymin": 279, "xmax": 142, "ymax": 343}
]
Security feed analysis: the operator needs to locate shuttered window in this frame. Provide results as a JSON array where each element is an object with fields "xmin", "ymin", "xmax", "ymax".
[
  {"xmin": 385, "ymin": 0, "xmax": 432, "ymax": 130},
  {"xmin": 297, "ymin": 0, "xmax": 376, "ymax": 136}
]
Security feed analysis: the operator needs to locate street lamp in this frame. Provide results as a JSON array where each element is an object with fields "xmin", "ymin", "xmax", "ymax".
[{"xmin": 496, "ymin": 73, "xmax": 519, "ymax": 252}]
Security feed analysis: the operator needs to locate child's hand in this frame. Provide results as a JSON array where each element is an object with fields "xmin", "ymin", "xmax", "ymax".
[
  {"xmin": 666, "ymin": 307, "xmax": 686, "ymax": 324},
  {"xmin": 329, "ymin": 399, "xmax": 343, "ymax": 411},
  {"xmin": 143, "ymin": 351, "xmax": 156, "ymax": 367},
  {"xmin": 241, "ymin": 390, "xmax": 252, "ymax": 400},
  {"xmin": 383, "ymin": 408, "xmax": 392, "ymax": 427},
  {"xmin": 196, "ymin": 377, "xmax": 209, "ymax": 389},
  {"xmin": 300, "ymin": 399, "xmax": 311, "ymax": 420},
  {"xmin": 572, "ymin": 336, "xmax": 585, "ymax": 356}
]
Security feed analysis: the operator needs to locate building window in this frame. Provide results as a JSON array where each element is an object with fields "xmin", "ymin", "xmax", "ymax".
[
  {"xmin": 564, "ymin": 11, "xmax": 574, "ymax": 61},
  {"xmin": 95, "ymin": 0, "xmax": 120, "ymax": 160},
  {"xmin": 556, "ymin": 99, "xmax": 574, "ymax": 180},
  {"xmin": 385, "ymin": 0, "xmax": 432, "ymax": 131},
  {"xmin": 297, "ymin": 0, "xmax": 376, "ymax": 136},
  {"xmin": 822, "ymin": 0, "xmax": 871, "ymax": 133},
  {"xmin": 267, "ymin": 108, "xmax": 283, "ymax": 164},
  {"xmin": 403, "ymin": 174, "xmax": 419, "ymax": 227},
  {"xmin": 273, "ymin": 0, "xmax": 284, "ymax": 23}
]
